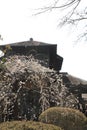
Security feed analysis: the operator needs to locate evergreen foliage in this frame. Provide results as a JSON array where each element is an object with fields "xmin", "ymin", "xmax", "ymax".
[
  {"xmin": 39, "ymin": 107, "xmax": 87, "ymax": 130},
  {"xmin": 0, "ymin": 121, "xmax": 62, "ymax": 130}
]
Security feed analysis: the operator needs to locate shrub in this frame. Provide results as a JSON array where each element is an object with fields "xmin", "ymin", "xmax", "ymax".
[
  {"xmin": 1, "ymin": 58, "xmax": 7, "ymax": 63},
  {"xmin": 0, "ymin": 63, "xmax": 6, "ymax": 71},
  {"xmin": 0, "ymin": 121, "xmax": 62, "ymax": 130},
  {"xmin": 39, "ymin": 107, "xmax": 87, "ymax": 130}
]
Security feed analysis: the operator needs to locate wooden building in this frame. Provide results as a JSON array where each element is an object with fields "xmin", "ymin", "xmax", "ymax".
[
  {"xmin": 0, "ymin": 38, "xmax": 63, "ymax": 72},
  {"xmin": 61, "ymin": 72, "xmax": 87, "ymax": 113}
]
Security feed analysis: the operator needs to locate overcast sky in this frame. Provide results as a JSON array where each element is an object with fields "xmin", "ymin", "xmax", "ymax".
[{"xmin": 0, "ymin": 0, "xmax": 87, "ymax": 80}]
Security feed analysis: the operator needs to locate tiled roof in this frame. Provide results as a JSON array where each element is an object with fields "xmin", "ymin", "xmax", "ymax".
[
  {"xmin": 61, "ymin": 73, "xmax": 87, "ymax": 85},
  {"xmin": 8, "ymin": 40, "xmax": 54, "ymax": 46}
]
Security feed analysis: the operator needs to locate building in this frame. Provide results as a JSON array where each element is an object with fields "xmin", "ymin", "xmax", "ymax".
[
  {"xmin": 0, "ymin": 38, "xmax": 63, "ymax": 72},
  {"xmin": 61, "ymin": 72, "xmax": 87, "ymax": 113}
]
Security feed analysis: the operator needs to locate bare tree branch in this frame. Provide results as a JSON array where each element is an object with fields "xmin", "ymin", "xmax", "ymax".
[
  {"xmin": 35, "ymin": 0, "xmax": 81, "ymax": 13},
  {"xmin": 35, "ymin": 0, "xmax": 87, "ymax": 40}
]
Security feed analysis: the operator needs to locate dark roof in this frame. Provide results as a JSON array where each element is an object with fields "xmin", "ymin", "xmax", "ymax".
[
  {"xmin": 61, "ymin": 73, "xmax": 87, "ymax": 85},
  {"xmin": 67, "ymin": 74, "xmax": 87, "ymax": 85},
  {"xmin": 5, "ymin": 40, "xmax": 56, "ymax": 47}
]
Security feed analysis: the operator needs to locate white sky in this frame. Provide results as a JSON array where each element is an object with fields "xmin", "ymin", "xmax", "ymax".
[{"xmin": 0, "ymin": 0, "xmax": 87, "ymax": 80}]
